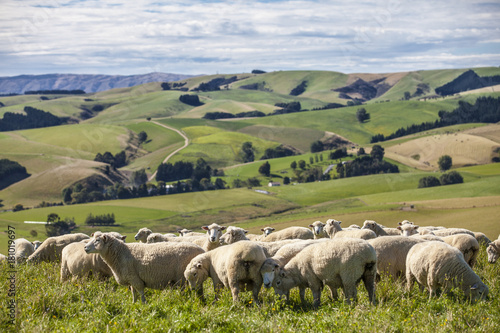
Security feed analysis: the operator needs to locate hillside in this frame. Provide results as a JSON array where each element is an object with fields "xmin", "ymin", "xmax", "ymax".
[
  {"xmin": 0, "ymin": 72, "xmax": 197, "ymax": 94},
  {"xmin": 0, "ymin": 66, "xmax": 500, "ymax": 210}
]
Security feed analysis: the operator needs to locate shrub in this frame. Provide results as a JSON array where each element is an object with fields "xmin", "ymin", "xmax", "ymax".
[
  {"xmin": 440, "ymin": 171, "xmax": 464, "ymax": 185},
  {"xmin": 418, "ymin": 176, "xmax": 441, "ymax": 188}
]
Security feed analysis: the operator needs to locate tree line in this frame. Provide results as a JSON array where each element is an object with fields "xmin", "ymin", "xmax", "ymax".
[
  {"xmin": 335, "ymin": 145, "xmax": 399, "ymax": 178},
  {"xmin": 25, "ymin": 89, "xmax": 86, "ymax": 95},
  {"xmin": 371, "ymin": 97, "xmax": 500, "ymax": 143},
  {"xmin": 0, "ymin": 106, "xmax": 68, "ymax": 131},
  {"xmin": 0, "ymin": 159, "xmax": 30, "ymax": 190},
  {"xmin": 435, "ymin": 70, "xmax": 500, "ymax": 96}
]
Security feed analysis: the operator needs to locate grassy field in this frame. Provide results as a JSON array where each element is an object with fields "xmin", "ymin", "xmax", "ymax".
[{"xmin": 1, "ymin": 240, "xmax": 498, "ymax": 332}]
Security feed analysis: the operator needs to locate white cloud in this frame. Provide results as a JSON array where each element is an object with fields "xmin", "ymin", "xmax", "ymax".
[{"xmin": 0, "ymin": 0, "xmax": 499, "ymax": 75}]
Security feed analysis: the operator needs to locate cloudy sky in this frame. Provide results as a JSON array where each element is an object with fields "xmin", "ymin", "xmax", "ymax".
[{"xmin": 1, "ymin": 0, "xmax": 499, "ymax": 76}]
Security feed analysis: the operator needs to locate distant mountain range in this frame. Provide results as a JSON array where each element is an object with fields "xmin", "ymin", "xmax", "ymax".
[{"xmin": 0, "ymin": 72, "xmax": 197, "ymax": 94}]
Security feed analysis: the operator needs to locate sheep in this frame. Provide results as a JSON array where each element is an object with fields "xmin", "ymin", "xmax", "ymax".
[
  {"xmin": 27, "ymin": 233, "xmax": 90, "ymax": 263},
  {"xmin": 187, "ymin": 223, "xmax": 226, "ymax": 251},
  {"xmin": 258, "ymin": 226, "xmax": 313, "ymax": 242},
  {"xmin": 134, "ymin": 228, "xmax": 153, "ymax": 243},
  {"xmin": 0, "ymin": 253, "xmax": 7, "ymax": 263},
  {"xmin": 348, "ymin": 224, "xmax": 361, "ymax": 229},
  {"xmin": 184, "ymin": 241, "xmax": 267, "ymax": 303},
  {"xmin": 406, "ymin": 241, "xmax": 489, "ymax": 302},
  {"xmin": 473, "ymin": 232, "xmax": 491, "ymax": 247},
  {"xmin": 247, "ymin": 227, "xmax": 276, "ymax": 241},
  {"xmin": 177, "ymin": 228, "xmax": 204, "ymax": 237},
  {"xmin": 410, "ymin": 234, "xmax": 444, "ymax": 242},
  {"xmin": 60, "ymin": 232, "xmax": 127, "ymax": 282},
  {"xmin": 10, "ymin": 238, "xmax": 35, "ymax": 264},
  {"xmin": 431, "ymin": 228, "xmax": 475, "ymax": 238},
  {"xmin": 442, "ymin": 234, "xmax": 480, "ymax": 268},
  {"xmin": 486, "ymin": 239, "xmax": 500, "ymax": 264},
  {"xmin": 260, "ymin": 239, "xmax": 328, "ymax": 288},
  {"xmin": 309, "ymin": 221, "xmax": 328, "ymax": 239},
  {"xmin": 261, "ymin": 227, "xmax": 276, "ymax": 237},
  {"xmin": 220, "ymin": 226, "xmax": 250, "ymax": 244},
  {"xmin": 367, "ymin": 236, "xmax": 428, "ymax": 280},
  {"xmin": 272, "ymin": 238, "xmax": 377, "ymax": 307},
  {"xmin": 397, "ymin": 223, "xmax": 420, "ymax": 237},
  {"xmin": 84, "ymin": 232, "xmax": 204, "ymax": 303},
  {"xmin": 324, "ymin": 219, "xmax": 377, "ymax": 240},
  {"xmin": 362, "ymin": 220, "xmax": 400, "ymax": 236}
]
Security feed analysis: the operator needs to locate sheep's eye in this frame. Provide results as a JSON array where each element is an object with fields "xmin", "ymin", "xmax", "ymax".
[
  {"xmin": 193, "ymin": 273, "xmax": 197, "ymax": 277},
  {"xmin": 276, "ymin": 281, "xmax": 281, "ymax": 286}
]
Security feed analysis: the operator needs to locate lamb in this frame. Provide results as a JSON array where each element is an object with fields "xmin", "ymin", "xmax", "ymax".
[
  {"xmin": 442, "ymin": 234, "xmax": 480, "ymax": 268},
  {"xmin": 184, "ymin": 241, "xmax": 267, "ymax": 303},
  {"xmin": 431, "ymin": 228, "xmax": 475, "ymax": 237},
  {"xmin": 367, "ymin": 236, "xmax": 428, "ymax": 280},
  {"xmin": 134, "ymin": 228, "xmax": 153, "ymax": 243},
  {"xmin": 27, "ymin": 233, "xmax": 90, "ymax": 263},
  {"xmin": 362, "ymin": 220, "xmax": 400, "ymax": 236},
  {"xmin": 60, "ymin": 232, "xmax": 127, "ymax": 282},
  {"xmin": 406, "ymin": 241, "xmax": 488, "ymax": 302},
  {"xmin": 309, "ymin": 221, "xmax": 328, "ymax": 239},
  {"xmin": 324, "ymin": 219, "xmax": 377, "ymax": 240},
  {"xmin": 10, "ymin": 238, "xmax": 35, "ymax": 264},
  {"xmin": 272, "ymin": 238, "xmax": 377, "ymax": 307},
  {"xmin": 260, "ymin": 239, "xmax": 328, "ymax": 288},
  {"xmin": 258, "ymin": 226, "xmax": 313, "ymax": 242},
  {"xmin": 84, "ymin": 232, "xmax": 204, "ymax": 303},
  {"xmin": 486, "ymin": 239, "xmax": 500, "ymax": 264}
]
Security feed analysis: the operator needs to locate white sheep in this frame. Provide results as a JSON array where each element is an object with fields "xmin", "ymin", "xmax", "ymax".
[
  {"xmin": 27, "ymin": 233, "xmax": 90, "ymax": 263},
  {"xmin": 486, "ymin": 239, "xmax": 500, "ymax": 264},
  {"xmin": 247, "ymin": 227, "xmax": 276, "ymax": 241},
  {"xmin": 473, "ymin": 232, "xmax": 491, "ymax": 247},
  {"xmin": 187, "ymin": 223, "xmax": 227, "ymax": 251},
  {"xmin": 184, "ymin": 241, "xmax": 267, "ymax": 303},
  {"xmin": 367, "ymin": 236, "xmax": 428, "ymax": 280},
  {"xmin": 397, "ymin": 223, "xmax": 420, "ymax": 237},
  {"xmin": 60, "ymin": 232, "xmax": 126, "ymax": 282},
  {"xmin": 406, "ymin": 241, "xmax": 489, "ymax": 302},
  {"xmin": 272, "ymin": 238, "xmax": 377, "ymax": 307},
  {"xmin": 324, "ymin": 219, "xmax": 377, "ymax": 240},
  {"xmin": 260, "ymin": 239, "xmax": 328, "ymax": 288},
  {"xmin": 84, "ymin": 232, "xmax": 205, "ymax": 303},
  {"xmin": 134, "ymin": 228, "xmax": 153, "ymax": 243},
  {"xmin": 258, "ymin": 226, "xmax": 313, "ymax": 242},
  {"xmin": 10, "ymin": 238, "xmax": 35, "ymax": 264},
  {"xmin": 308, "ymin": 221, "xmax": 328, "ymax": 239},
  {"xmin": 362, "ymin": 220, "xmax": 400, "ymax": 236},
  {"xmin": 442, "ymin": 234, "xmax": 480, "ymax": 268},
  {"xmin": 431, "ymin": 228, "xmax": 475, "ymax": 237},
  {"xmin": 219, "ymin": 226, "xmax": 250, "ymax": 244},
  {"xmin": 177, "ymin": 228, "xmax": 204, "ymax": 237}
]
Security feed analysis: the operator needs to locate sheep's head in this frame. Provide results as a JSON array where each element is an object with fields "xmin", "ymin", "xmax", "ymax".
[
  {"xmin": 397, "ymin": 224, "xmax": 419, "ymax": 237},
  {"xmin": 361, "ymin": 220, "xmax": 378, "ymax": 231},
  {"xmin": 84, "ymin": 234, "xmax": 110, "ymax": 254},
  {"xmin": 261, "ymin": 227, "xmax": 275, "ymax": 237},
  {"xmin": 468, "ymin": 282, "xmax": 489, "ymax": 303},
  {"xmin": 146, "ymin": 233, "xmax": 163, "ymax": 244},
  {"xmin": 184, "ymin": 259, "xmax": 209, "ymax": 290},
  {"xmin": 260, "ymin": 259, "xmax": 280, "ymax": 288},
  {"xmin": 398, "ymin": 220, "xmax": 413, "ymax": 226},
  {"xmin": 272, "ymin": 268, "xmax": 293, "ymax": 296},
  {"xmin": 33, "ymin": 241, "xmax": 42, "ymax": 250},
  {"xmin": 308, "ymin": 221, "xmax": 326, "ymax": 237},
  {"xmin": 324, "ymin": 219, "xmax": 342, "ymax": 237},
  {"xmin": 134, "ymin": 228, "xmax": 152, "ymax": 242},
  {"xmin": 202, "ymin": 223, "xmax": 226, "ymax": 243},
  {"xmin": 220, "ymin": 227, "xmax": 247, "ymax": 245},
  {"xmin": 178, "ymin": 229, "xmax": 192, "ymax": 237},
  {"xmin": 487, "ymin": 243, "xmax": 499, "ymax": 264}
]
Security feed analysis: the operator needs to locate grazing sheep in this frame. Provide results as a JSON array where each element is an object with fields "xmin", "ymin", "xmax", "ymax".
[
  {"xmin": 184, "ymin": 241, "xmax": 267, "ymax": 303},
  {"xmin": 324, "ymin": 219, "xmax": 377, "ymax": 240},
  {"xmin": 486, "ymin": 239, "xmax": 500, "ymax": 264},
  {"xmin": 367, "ymin": 236, "xmax": 427, "ymax": 280},
  {"xmin": 33, "ymin": 241, "xmax": 42, "ymax": 250},
  {"xmin": 473, "ymin": 232, "xmax": 491, "ymax": 247},
  {"xmin": 362, "ymin": 220, "xmax": 400, "ymax": 236},
  {"xmin": 258, "ymin": 226, "xmax": 313, "ymax": 242},
  {"xmin": 406, "ymin": 241, "xmax": 489, "ymax": 302},
  {"xmin": 431, "ymin": 228, "xmax": 475, "ymax": 237},
  {"xmin": 272, "ymin": 238, "xmax": 377, "ymax": 307},
  {"xmin": 85, "ymin": 232, "xmax": 204, "ymax": 303},
  {"xmin": 178, "ymin": 229, "xmax": 204, "ymax": 237},
  {"xmin": 309, "ymin": 221, "xmax": 328, "ymax": 239},
  {"xmin": 397, "ymin": 223, "xmax": 420, "ymax": 237},
  {"xmin": 260, "ymin": 239, "xmax": 328, "ymax": 288},
  {"xmin": 134, "ymin": 228, "xmax": 153, "ymax": 243},
  {"xmin": 27, "ymin": 233, "xmax": 90, "ymax": 263},
  {"xmin": 10, "ymin": 238, "xmax": 35, "ymax": 264},
  {"xmin": 442, "ymin": 234, "xmax": 480, "ymax": 268}
]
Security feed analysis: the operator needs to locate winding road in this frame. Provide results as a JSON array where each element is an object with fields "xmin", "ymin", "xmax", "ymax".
[{"xmin": 148, "ymin": 120, "xmax": 190, "ymax": 181}]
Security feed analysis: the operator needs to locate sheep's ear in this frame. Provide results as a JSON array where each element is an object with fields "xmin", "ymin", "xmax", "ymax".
[
  {"xmin": 201, "ymin": 226, "xmax": 209, "ymax": 231},
  {"xmin": 413, "ymin": 225, "xmax": 419, "ymax": 230},
  {"xmin": 260, "ymin": 228, "xmax": 265, "ymax": 232},
  {"xmin": 177, "ymin": 229, "xmax": 182, "ymax": 233},
  {"xmin": 308, "ymin": 224, "xmax": 313, "ymax": 228},
  {"xmin": 196, "ymin": 263, "xmax": 202, "ymax": 269},
  {"xmin": 471, "ymin": 283, "xmax": 478, "ymax": 290},
  {"xmin": 220, "ymin": 226, "xmax": 227, "ymax": 231},
  {"xmin": 91, "ymin": 232, "xmax": 95, "ymax": 236},
  {"xmin": 244, "ymin": 230, "xmax": 248, "ymax": 234},
  {"xmin": 398, "ymin": 222, "xmax": 403, "ymax": 226},
  {"xmin": 397, "ymin": 226, "xmax": 402, "ymax": 231},
  {"xmin": 279, "ymin": 271, "xmax": 286, "ymax": 278},
  {"xmin": 121, "ymin": 236, "xmax": 127, "ymax": 240},
  {"xmin": 102, "ymin": 235, "xmax": 108, "ymax": 241},
  {"xmin": 338, "ymin": 221, "xmax": 342, "ymax": 224},
  {"xmin": 271, "ymin": 228, "xmax": 275, "ymax": 231},
  {"xmin": 274, "ymin": 264, "xmax": 279, "ymax": 269}
]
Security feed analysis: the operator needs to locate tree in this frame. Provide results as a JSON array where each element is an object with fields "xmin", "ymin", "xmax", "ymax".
[
  {"xmin": 13, "ymin": 204, "xmax": 24, "ymax": 212},
  {"xmin": 283, "ymin": 176, "xmax": 290, "ymax": 185},
  {"xmin": 440, "ymin": 171, "xmax": 463, "ymax": 185},
  {"xmin": 138, "ymin": 131, "xmax": 148, "ymax": 143},
  {"xmin": 418, "ymin": 176, "xmax": 441, "ymax": 188},
  {"xmin": 259, "ymin": 161, "xmax": 271, "ymax": 177},
  {"xmin": 370, "ymin": 145, "xmax": 385, "ymax": 161},
  {"xmin": 357, "ymin": 147, "xmax": 366, "ymax": 156},
  {"xmin": 290, "ymin": 161, "xmax": 297, "ymax": 170},
  {"xmin": 131, "ymin": 169, "xmax": 148, "ymax": 187},
  {"xmin": 438, "ymin": 155, "xmax": 452, "ymax": 172},
  {"xmin": 247, "ymin": 177, "xmax": 261, "ymax": 187},
  {"xmin": 298, "ymin": 160, "xmax": 306, "ymax": 170},
  {"xmin": 356, "ymin": 108, "xmax": 370, "ymax": 123},
  {"xmin": 240, "ymin": 142, "xmax": 255, "ymax": 163},
  {"xmin": 310, "ymin": 140, "xmax": 323, "ymax": 153},
  {"xmin": 404, "ymin": 91, "xmax": 411, "ymax": 100}
]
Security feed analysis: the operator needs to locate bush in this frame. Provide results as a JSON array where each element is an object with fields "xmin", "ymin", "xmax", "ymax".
[
  {"xmin": 440, "ymin": 171, "xmax": 464, "ymax": 185},
  {"xmin": 179, "ymin": 94, "xmax": 203, "ymax": 106},
  {"xmin": 418, "ymin": 176, "xmax": 441, "ymax": 188},
  {"xmin": 438, "ymin": 155, "xmax": 452, "ymax": 171}
]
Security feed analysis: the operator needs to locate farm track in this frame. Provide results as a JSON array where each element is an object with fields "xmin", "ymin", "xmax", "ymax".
[{"xmin": 148, "ymin": 120, "xmax": 190, "ymax": 181}]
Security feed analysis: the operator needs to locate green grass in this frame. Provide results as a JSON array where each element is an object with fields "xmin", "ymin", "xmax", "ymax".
[{"xmin": 1, "ymin": 243, "xmax": 498, "ymax": 332}]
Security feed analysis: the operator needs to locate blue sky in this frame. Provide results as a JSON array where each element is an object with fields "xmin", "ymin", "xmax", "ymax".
[{"xmin": 1, "ymin": 0, "xmax": 499, "ymax": 76}]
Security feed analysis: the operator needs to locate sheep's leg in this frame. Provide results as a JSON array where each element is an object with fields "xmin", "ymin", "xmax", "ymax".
[
  {"xmin": 311, "ymin": 287, "xmax": 322, "ymax": 308},
  {"xmin": 250, "ymin": 281, "xmax": 261, "ymax": 305},
  {"xmin": 299, "ymin": 287, "xmax": 306, "ymax": 304},
  {"xmin": 362, "ymin": 267, "xmax": 377, "ymax": 305},
  {"xmin": 326, "ymin": 283, "xmax": 339, "ymax": 301},
  {"xmin": 406, "ymin": 270, "xmax": 415, "ymax": 292},
  {"xmin": 342, "ymin": 281, "xmax": 357, "ymax": 305},
  {"xmin": 229, "ymin": 281, "xmax": 240, "ymax": 302},
  {"xmin": 130, "ymin": 286, "xmax": 138, "ymax": 303}
]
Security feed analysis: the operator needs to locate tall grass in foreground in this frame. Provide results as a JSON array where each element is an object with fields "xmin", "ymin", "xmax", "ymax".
[{"xmin": 1, "ymin": 246, "xmax": 498, "ymax": 332}]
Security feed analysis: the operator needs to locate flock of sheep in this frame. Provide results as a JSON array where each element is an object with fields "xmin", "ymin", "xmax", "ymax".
[{"xmin": 4, "ymin": 219, "xmax": 500, "ymax": 307}]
